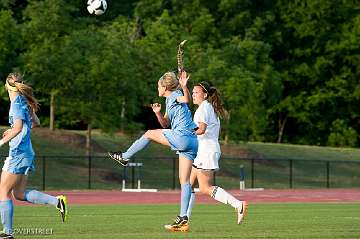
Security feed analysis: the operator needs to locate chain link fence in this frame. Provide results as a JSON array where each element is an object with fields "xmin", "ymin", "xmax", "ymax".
[{"xmin": 21, "ymin": 156, "xmax": 360, "ymax": 190}]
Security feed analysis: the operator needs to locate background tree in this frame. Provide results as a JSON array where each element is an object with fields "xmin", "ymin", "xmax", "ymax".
[
  {"xmin": 0, "ymin": 9, "xmax": 21, "ymax": 122},
  {"xmin": 0, "ymin": 0, "xmax": 358, "ymax": 147},
  {"xmin": 21, "ymin": 0, "xmax": 78, "ymax": 130}
]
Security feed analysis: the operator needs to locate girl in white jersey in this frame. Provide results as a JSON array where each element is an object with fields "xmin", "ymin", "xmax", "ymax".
[{"xmin": 186, "ymin": 81, "xmax": 248, "ymax": 225}]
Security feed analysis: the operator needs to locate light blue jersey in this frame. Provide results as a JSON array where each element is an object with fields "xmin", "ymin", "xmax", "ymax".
[
  {"xmin": 3, "ymin": 94, "xmax": 35, "ymax": 174},
  {"xmin": 163, "ymin": 90, "xmax": 198, "ymax": 161},
  {"xmin": 165, "ymin": 90, "xmax": 197, "ymax": 133}
]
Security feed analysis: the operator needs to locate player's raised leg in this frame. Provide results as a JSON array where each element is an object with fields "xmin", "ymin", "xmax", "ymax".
[
  {"xmin": 108, "ymin": 129, "xmax": 170, "ymax": 166},
  {"xmin": 12, "ymin": 175, "xmax": 68, "ymax": 222}
]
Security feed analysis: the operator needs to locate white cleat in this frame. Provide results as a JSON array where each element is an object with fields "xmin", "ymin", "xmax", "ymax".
[{"xmin": 237, "ymin": 201, "xmax": 248, "ymax": 224}]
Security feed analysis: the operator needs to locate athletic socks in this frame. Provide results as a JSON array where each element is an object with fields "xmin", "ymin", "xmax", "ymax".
[
  {"xmin": 24, "ymin": 190, "xmax": 58, "ymax": 206},
  {"xmin": 186, "ymin": 191, "xmax": 196, "ymax": 219},
  {"xmin": 0, "ymin": 200, "xmax": 13, "ymax": 235},
  {"xmin": 180, "ymin": 183, "xmax": 192, "ymax": 217},
  {"xmin": 122, "ymin": 135, "xmax": 150, "ymax": 159},
  {"xmin": 211, "ymin": 186, "xmax": 242, "ymax": 209}
]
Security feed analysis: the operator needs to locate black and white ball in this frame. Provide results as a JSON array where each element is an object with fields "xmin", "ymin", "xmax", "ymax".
[{"xmin": 87, "ymin": 0, "xmax": 107, "ymax": 15}]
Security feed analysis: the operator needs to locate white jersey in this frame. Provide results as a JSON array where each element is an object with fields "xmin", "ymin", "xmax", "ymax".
[{"xmin": 193, "ymin": 100, "xmax": 221, "ymax": 154}]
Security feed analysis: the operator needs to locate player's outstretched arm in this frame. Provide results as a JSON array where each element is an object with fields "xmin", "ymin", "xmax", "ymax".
[{"xmin": 177, "ymin": 71, "xmax": 191, "ymax": 104}]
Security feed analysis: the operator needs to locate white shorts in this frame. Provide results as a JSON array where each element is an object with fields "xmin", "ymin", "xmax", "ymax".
[{"xmin": 193, "ymin": 152, "xmax": 220, "ymax": 170}]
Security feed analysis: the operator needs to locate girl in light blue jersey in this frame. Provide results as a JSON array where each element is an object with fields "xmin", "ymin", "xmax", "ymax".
[
  {"xmin": 108, "ymin": 71, "xmax": 197, "ymax": 232},
  {"xmin": 0, "ymin": 73, "xmax": 68, "ymax": 239}
]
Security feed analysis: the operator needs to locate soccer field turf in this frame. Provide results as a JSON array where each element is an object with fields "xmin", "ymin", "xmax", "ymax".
[{"xmin": 13, "ymin": 203, "xmax": 360, "ymax": 238}]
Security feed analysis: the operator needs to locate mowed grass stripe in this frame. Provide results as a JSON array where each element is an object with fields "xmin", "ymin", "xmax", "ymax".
[{"xmin": 12, "ymin": 203, "xmax": 360, "ymax": 239}]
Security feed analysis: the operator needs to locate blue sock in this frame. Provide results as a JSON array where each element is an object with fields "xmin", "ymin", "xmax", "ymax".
[
  {"xmin": 122, "ymin": 135, "xmax": 150, "ymax": 159},
  {"xmin": 0, "ymin": 200, "xmax": 13, "ymax": 235},
  {"xmin": 180, "ymin": 183, "xmax": 192, "ymax": 217},
  {"xmin": 24, "ymin": 190, "xmax": 58, "ymax": 206}
]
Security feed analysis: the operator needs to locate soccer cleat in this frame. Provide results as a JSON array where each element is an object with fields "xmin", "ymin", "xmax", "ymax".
[
  {"xmin": 56, "ymin": 195, "xmax": 68, "ymax": 223},
  {"xmin": 108, "ymin": 151, "xmax": 129, "ymax": 166},
  {"xmin": 237, "ymin": 201, "xmax": 248, "ymax": 224},
  {"xmin": 0, "ymin": 233, "xmax": 14, "ymax": 239},
  {"xmin": 164, "ymin": 215, "xmax": 189, "ymax": 232}
]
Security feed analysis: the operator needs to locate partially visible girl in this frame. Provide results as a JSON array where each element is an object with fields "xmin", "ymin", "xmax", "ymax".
[
  {"xmin": 186, "ymin": 81, "xmax": 248, "ymax": 225},
  {"xmin": 0, "ymin": 73, "xmax": 68, "ymax": 239}
]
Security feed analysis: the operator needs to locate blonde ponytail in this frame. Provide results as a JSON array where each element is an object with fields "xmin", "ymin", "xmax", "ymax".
[{"xmin": 6, "ymin": 73, "xmax": 39, "ymax": 113}]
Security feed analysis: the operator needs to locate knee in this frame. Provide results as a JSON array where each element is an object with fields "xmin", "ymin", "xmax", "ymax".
[
  {"xmin": 0, "ymin": 188, "xmax": 12, "ymax": 199},
  {"xmin": 199, "ymin": 185, "xmax": 212, "ymax": 196},
  {"xmin": 178, "ymin": 176, "xmax": 190, "ymax": 186},
  {"xmin": 12, "ymin": 190, "xmax": 25, "ymax": 201},
  {"xmin": 143, "ymin": 131, "xmax": 151, "ymax": 138}
]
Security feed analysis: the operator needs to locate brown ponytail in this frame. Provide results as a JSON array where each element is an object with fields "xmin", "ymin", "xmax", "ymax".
[{"xmin": 197, "ymin": 81, "xmax": 227, "ymax": 119}]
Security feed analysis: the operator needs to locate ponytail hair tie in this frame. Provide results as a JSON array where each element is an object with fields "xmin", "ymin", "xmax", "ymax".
[{"xmin": 209, "ymin": 86, "xmax": 216, "ymax": 95}]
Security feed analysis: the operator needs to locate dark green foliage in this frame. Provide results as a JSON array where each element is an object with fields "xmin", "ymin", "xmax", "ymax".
[{"xmin": 0, "ymin": 0, "xmax": 359, "ymax": 146}]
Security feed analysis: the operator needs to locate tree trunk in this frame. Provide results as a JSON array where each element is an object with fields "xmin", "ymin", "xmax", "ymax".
[
  {"xmin": 120, "ymin": 100, "xmax": 125, "ymax": 132},
  {"xmin": 277, "ymin": 115, "xmax": 288, "ymax": 143},
  {"xmin": 50, "ymin": 92, "xmax": 55, "ymax": 131},
  {"xmin": 86, "ymin": 124, "xmax": 92, "ymax": 156}
]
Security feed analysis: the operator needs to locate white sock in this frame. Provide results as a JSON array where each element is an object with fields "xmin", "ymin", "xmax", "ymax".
[
  {"xmin": 211, "ymin": 186, "xmax": 242, "ymax": 209},
  {"xmin": 186, "ymin": 191, "xmax": 196, "ymax": 219}
]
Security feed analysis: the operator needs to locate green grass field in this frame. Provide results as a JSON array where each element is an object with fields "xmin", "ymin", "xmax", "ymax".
[{"xmin": 13, "ymin": 203, "xmax": 360, "ymax": 238}]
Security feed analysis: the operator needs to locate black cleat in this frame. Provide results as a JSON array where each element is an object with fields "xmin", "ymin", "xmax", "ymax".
[
  {"xmin": 164, "ymin": 215, "xmax": 189, "ymax": 232},
  {"xmin": 108, "ymin": 151, "xmax": 129, "ymax": 166},
  {"xmin": 56, "ymin": 195, "xmax": 68, "ymax": 222},
  {"xmin": 0, "ymin": 233, "xmax": 14, "ymax": 239}
]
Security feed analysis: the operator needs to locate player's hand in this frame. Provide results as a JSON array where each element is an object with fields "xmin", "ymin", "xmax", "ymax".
[
  {"xmin": 2, "ymin": 129, "xmax": 10, "ymax": 138},
  {"xmin": 179, "ymin": 71, "xmax": 190, "ymax": 87},
  {"xmin": 151, "ymin": 103, "xmax": 161, "ymax": 113}
]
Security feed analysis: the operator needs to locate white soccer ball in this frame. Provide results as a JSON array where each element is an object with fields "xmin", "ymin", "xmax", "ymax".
[{"xmin": 87, "ymin": 0, "xmax": 107, "ymax": 15}]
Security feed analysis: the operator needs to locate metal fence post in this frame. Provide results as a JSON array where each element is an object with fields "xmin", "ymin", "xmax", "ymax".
[
  {"xmin": 251, "ymin": 159, "xmax": 254, "ymax": 188},
  {"xmin": 326, "ymin": 161, "xmax": 330, "ymax": 188},
  {"xmin": 138, "ymin": 163, "xmax": 142, "ymax": 189},
  {"xmin": 122, "ymin": 166, "xmax": 127, "ymax": 190},
  {"xmin": 88, "ymin": 155, "xmax": 92, "ymax": 189},
  {"xmin": 239, "ymin": 165, "xmax": 245, "ymax": 190},
  {"xmin": 131, "ymin": 162, "xmax": 135, "ymax": 189},
  {"xmin": 42, "ymin": 156, "xmax": 46, "ymax": 191},
  {"xmin": 289, "ymin": 159, "xmax": 293, "ymax": 189}
]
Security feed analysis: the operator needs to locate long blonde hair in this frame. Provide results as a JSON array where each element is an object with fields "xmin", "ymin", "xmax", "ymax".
[
  {"xmin": 6, "ymin": 73, "xmax": 39, "ymax": 113},
  {"xmin": 159, "ymin": 72, "xmax": 179, "ymax": 91}
]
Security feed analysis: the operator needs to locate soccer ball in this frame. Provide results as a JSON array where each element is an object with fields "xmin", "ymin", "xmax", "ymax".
[{"xmin": 87, "ymin": 0, "xmax": 107, "ymax": 15}]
